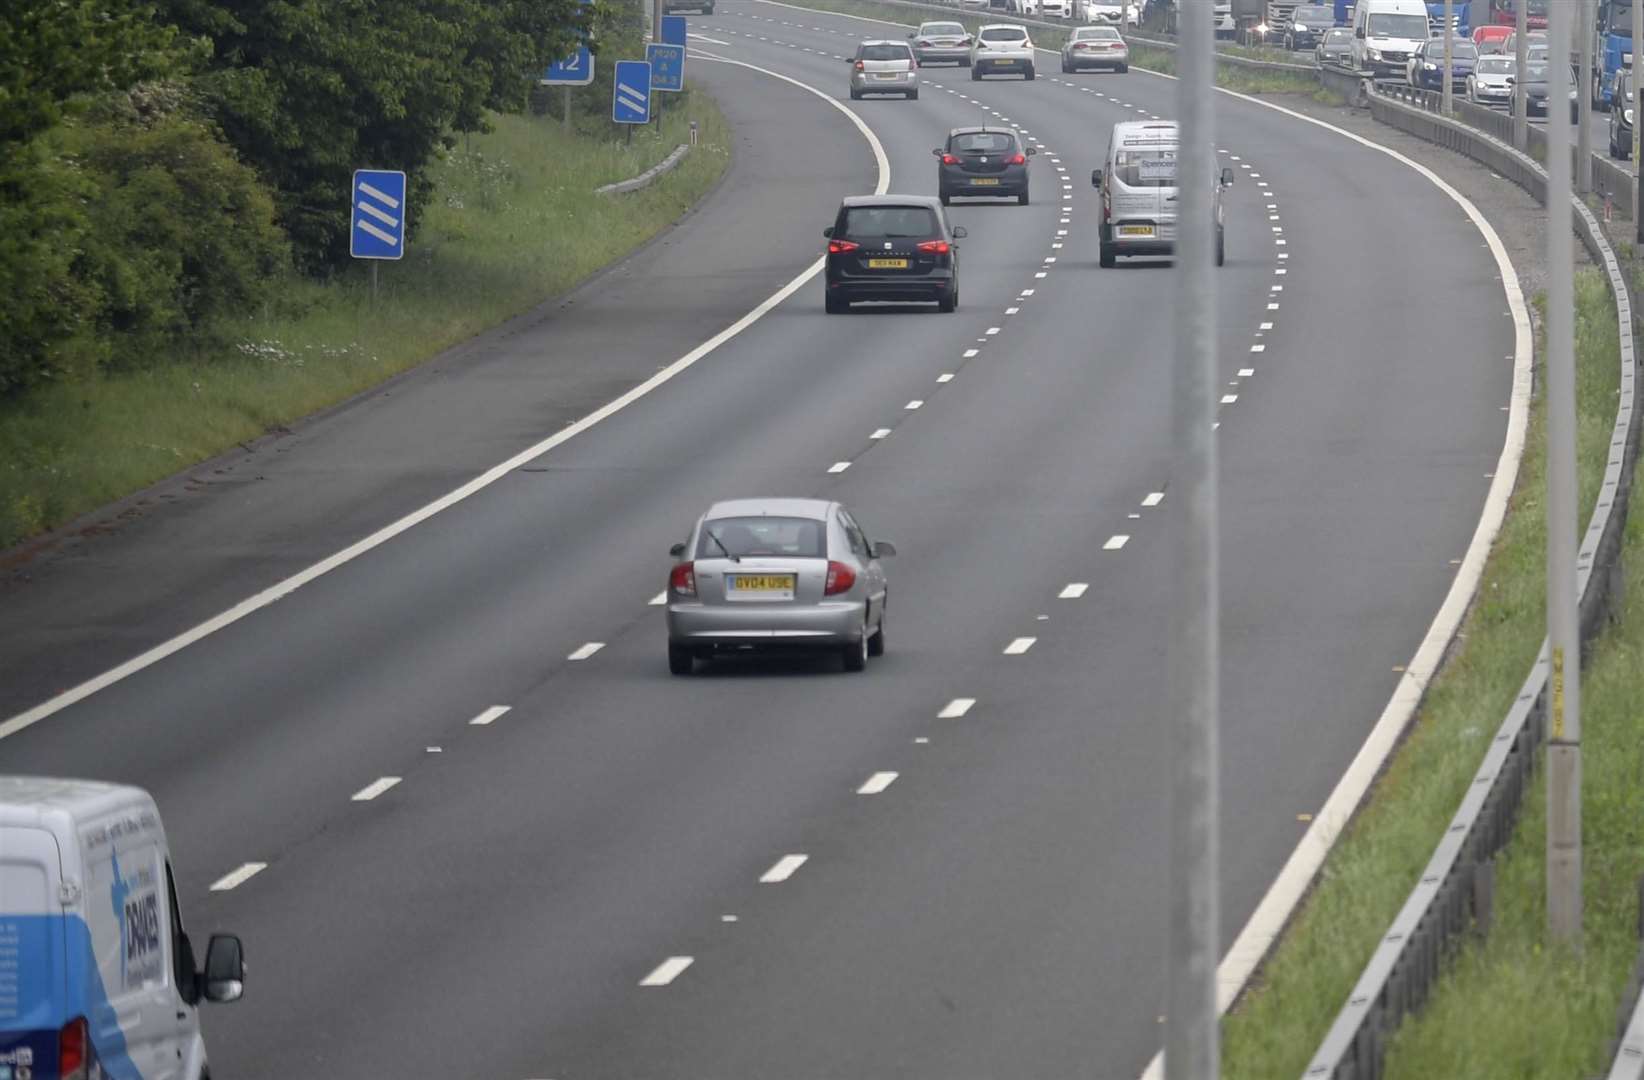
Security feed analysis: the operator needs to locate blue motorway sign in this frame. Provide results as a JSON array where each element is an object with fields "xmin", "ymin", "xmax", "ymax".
[
  {"xmin": 646, "ymin": 42, "xmax": 685, "ymax": 92},
  {"xmin": 543, "ymin": 46, "xmax": 595, "ymax": 86},
  {"xmin": 350, "ymin": 169, "xmax": 406, "ymax": 260},
  {"xmin": 613, "ymin": 60, "xmax": 652, "ymax": 124},
  {"xmin": 661, "ymin": 14, "xmax": 688, "ymax": 47}
]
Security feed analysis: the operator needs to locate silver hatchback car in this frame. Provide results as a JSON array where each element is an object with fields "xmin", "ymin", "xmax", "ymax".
[
  {"xmin": 849, "ymin": 40, "xmax": 919, "ymax": 100},
  {"xmin": 665, "ymin": 498, "xmax": 894, "ymax": 674}
]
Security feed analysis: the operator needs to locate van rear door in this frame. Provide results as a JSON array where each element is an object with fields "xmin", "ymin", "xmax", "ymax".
[{"xmin": 1, "ymin": 826, "xmax": 68, "ymax": 1076}]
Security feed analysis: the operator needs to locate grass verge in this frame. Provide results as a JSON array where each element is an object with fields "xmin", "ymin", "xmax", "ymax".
[
  {"xmin": 1222, "ymin": 269, "xmax": 1624, "ymax": 1078},
  {"xmin": 757, "ymin": 0, "xmax": 1318, "ymax": 94},
  {"xmin": 0, "ymin": 96, "xmax": 730, "ymax": 549}
]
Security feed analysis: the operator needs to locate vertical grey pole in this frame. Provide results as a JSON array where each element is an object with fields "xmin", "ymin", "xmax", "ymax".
[
  {"xmin": 1579, "ymin": 0, "xmax": 1593, "ymax": 193},
  {"xmin": 563, "ymin": 85, "xmax": 572, "ymax": 131},
  {"xmin": 1166, "ymin": 0, "xmax": 1218, "ymax": 1076},
  {"xmin": 1515, "ymin": 0, "xmax": 1529, "ymax": 149},
  {"xmin": 653, "ymin": 0, "xmax": 665, "ymax": 41},
  {"xmin": 370, "ymin": 261, "xmax": 379, "ymax": 306},
  {"xmin": 1635, "ymin": 0, "xmax": 1643, "ymax": 235},
  {"xmin": 1442, "ymin": 0, "xmax": 1454, "ymax": 114},
  {"xmin": 1544, "ymin": 0, "xmax": 1584, "ymax": 951}
]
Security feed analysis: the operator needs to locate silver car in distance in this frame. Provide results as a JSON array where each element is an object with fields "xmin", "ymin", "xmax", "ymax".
[{"xmin": 665, "ymin": 498, "xmax": 894, "ymax": 674}]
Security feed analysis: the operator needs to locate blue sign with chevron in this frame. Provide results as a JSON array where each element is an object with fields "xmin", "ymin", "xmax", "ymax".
[{"xmin": 612, "ymin": 60, "xmax": 652, "ymax": 124}]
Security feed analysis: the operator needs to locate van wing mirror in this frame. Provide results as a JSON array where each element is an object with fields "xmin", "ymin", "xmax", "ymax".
[
  {"xmin": 871, "ymin": 541, "xmax": 897, "ymax": 558},
  {"xmin": 951, "ymin": 225, "xmax": 968, "ymax": 239},
  {"xmin": 823, "ymin": 225, "xmax": 834, "ymax": 238},
  {"xmin": 1091, "ymin": 168, "xmax": 1103, "ymax": 188},
  {"xmin": 1221, "ymin": 167, "xmax": 1235, "ymax": 186},
  {"xmin": 1026, "ymin": 145, "xmax": 1037, "ymax": 156},
  {"xmin": 670, "ymin": 541, "xmax": 687, "ymax": 558},
  {"xmin": 203, "ymin": 934, "xmax": 245, "ymax": 1004}
]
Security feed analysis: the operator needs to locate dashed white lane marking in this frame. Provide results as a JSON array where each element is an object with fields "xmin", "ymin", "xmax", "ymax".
[
  {"xmin": 1006, "ymin": 306, "xmax": 1021, "ymax": 315},
  {"xmin": 1276, "ymin": 268, "xmax": 1288, "ymax": 275},
  {"xmin": 352, "ymin": 776, "xmax": 402, "ymax": 801},
  {"xmin": 1003, "ymin": 637, "xmax": 1037, "ymax": 655},
  {"xmin": 567, "ymin": 642, "xmax": 605, "ymax": 661},
  {"xmin": 828, "ymin": 461, "xmax": 851, "ymax": 473},
  {"xmin": 1035, "ymin": 271, "xmax": 1048, "ymax": 278},
  {"xmin": 639, "ymin": 956, "xmax": 694, "ymax": 987},
  {"xmin": 914, "ymin": 736, "xmax": 931, "ymax": 744},
  {"xmin": 1044, "ymin": 256, "xmax": 1057, "ymax": 264},
  {"xmin": 469, "ymin": 705, "xmax": 512, "ymax": 726},
  {"xmin": 1259, "ymin": 322, "xmax": 1273, "ymax": 330},
  {"xmin": 760, "ymin": 854, "xmax": 809, "ymax": 883},
  {"xmin": 1267, "ymin": 302, "xmax": 1280, "ymax": 310},
  {"xmin": 1221, "ymin": 394, "xmax": 1239, "ymax": 404},
  {"xmin": 870, "ymin": 428, "xmax": 891, "ymax": 439},
  {"xmin": 963, "ymin": 348, "xmax": 980, "ymax": 357},
  {"xmin": 721, "ymin": 914, "xmax": 739, "ymax": 923},
  {"xmin": 906, "ymin": 399, "xmax": 923, "ymax": 410},
  {"xmin": 649, "ymin": 591, "xmax": 667, "ymax": 606},
  {"xmin": 1059, "ymin": 583, "xmax": 1090, "ymax": 599},
  {"xmin": 858, "ymin": 771, "xmax": 899, "ymax": 795},
  {"xmin": 986, "ymin": 326, "xmax": 1001, "ymax": 335},
  {"xmin": 1239, "ymin": 367, "xmax": 1256, "ymax": 377},
  {"xmin": 936, "ymin": 373, "xmax": 954, "ymax": 383},
  {"xmin": 1270, "ymin": 284, "xmax": 1284, "ymax": 292},
  {"xmin": 1103, "ymin": 535, "xmax": 1130, "ymax": 550},
  {"xmin": 1142, "ymin": 492, "xmax": 1164, "ymax": 507},
  {"xmin": 1021, "ymin": 288, "xmax": 1036, "ymax": 296},
  {"xmin": 1250, "ymin": 344, "xmax": 1266, "ymax": 353},
  {"xmin": 210, "ymin": 863, "xmax": 267, "ymax": 892},
  {"xmin": 938, "ymin": 697, "xmax": 976, "ymax": 718}
]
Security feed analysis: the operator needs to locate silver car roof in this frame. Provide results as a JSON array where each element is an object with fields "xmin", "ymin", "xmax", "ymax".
[{"xmin": 703, "ymin": 497, "xmax": 837, "ymax": 521}]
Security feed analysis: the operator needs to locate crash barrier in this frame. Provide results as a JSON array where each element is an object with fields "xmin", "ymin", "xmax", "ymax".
[
  {"xmin": 595, "ymin": 144, "xmax": 691, "ymax": 196},
  {"xmin": 1300, "ymin": 88, "xmax": 1642, "ymax": 1080}
]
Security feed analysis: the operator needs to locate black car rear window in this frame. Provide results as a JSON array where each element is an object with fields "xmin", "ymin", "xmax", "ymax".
[
  {"xmin": 951, "ymin": 132, "xmax": 1015, "ymax": 153},
  {"xmin": 698, "ymin": 517, "xmax": 826, "ymax": 558},
  {"xmin": 859, "ymin": 44, "xmax": 913, "ymax": 60},
  {"xmin": 840, "ymin": 205, "xmax": 939, "ymax": 238}
]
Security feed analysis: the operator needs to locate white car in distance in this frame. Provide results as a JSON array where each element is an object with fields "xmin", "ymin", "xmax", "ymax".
[{"xmin": 970, "ymin": 24, "xmax": 1037, "ymax": 79}]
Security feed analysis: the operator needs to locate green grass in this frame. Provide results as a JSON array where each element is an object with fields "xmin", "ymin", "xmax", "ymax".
[
  {"xmin": 0, "ymin": 97, "xmax": 731, "ymax": 548},
  {"xmin": 1222, "ymin": 270, "xmax": 1625, "ymax": 1078}
]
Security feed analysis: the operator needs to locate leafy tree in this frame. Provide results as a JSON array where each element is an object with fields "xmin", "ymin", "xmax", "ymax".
[
  {"xmin": 0, "ymin": 1, "xmax": 184, "ymax": 147},
  {"xmin": 158, "ymin": 0, "xmax": 588, "ymax": 269}
]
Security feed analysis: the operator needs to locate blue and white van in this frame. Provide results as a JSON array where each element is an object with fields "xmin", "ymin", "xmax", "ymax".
[{"xmin": 0, "ymin": 778, "xmax": 244, "ymax": 1080}]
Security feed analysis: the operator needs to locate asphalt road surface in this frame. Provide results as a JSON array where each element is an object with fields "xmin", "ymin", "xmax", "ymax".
[{"xmin": 0, "ymin": 4, "xmax": 1518, "ymax": 1077}]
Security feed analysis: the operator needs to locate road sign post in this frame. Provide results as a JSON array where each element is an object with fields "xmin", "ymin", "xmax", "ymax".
[
  {"xmin": 1514, "ymin": 0, "xmax": 1529, "ymax": 150},
  {"xmin": 1166, "ymin": 0, "xmax": 1219, "ymax": 1077},
  {"xmin": 543, "ymin": 38, "xmax": 596, "ymax": 132},
  {"xmin": 1441, "ymin": 0, "xmax": 1453, "ymax": 115},
  {"xmin": 350, "ymin": 169, "xmax": 407, "ymax": 304},
  {"xmin": 1578, "ymin": 0, "xmax": 1593, "ymax": 194},
  {"xmin": 1546, "ymin": 0, "xmax": 1584, "ymax": 952},
  {"xmin": 1635, "ymin": 0, "xmax": 1642, "ymax": 235}
]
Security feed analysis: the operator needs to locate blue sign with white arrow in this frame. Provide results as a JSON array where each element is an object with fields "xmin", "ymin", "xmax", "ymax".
[
  {"xmin": 612, "ymin": 60, "xmax": 652, "ymax": 124},
  {"xmin": 646, "ymin": 42, "xmax": 685, "ymax": 92},
  {"xmin": 543, "ymin": 45, "xmax": 594, "ymax": 86},
  {"xmin": 350, "ymin": 169, "xmax": 407, "ymax": 260},
  {"xmin": 661, "ymin": 14, "xmax": 688, "ymax": 47}
]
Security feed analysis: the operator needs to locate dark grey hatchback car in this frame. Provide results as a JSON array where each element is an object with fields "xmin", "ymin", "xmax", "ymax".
[
  {"xmin": 935, "ymin": 126, "xmax": 1034, "ymax": 205},
  {"xmin": 823, "ymin": 196, "xmax": 966, "ymax": 313}
]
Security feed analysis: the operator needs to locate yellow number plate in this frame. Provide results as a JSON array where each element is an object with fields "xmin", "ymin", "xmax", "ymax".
[
  {"xmin": 727, "ymin": 574, "xmax": 796, "ymax": 598},
  {"xmin": 1120, "ymin": 225, "xmax": 1155, "ymax": 237},
  {"xmin": 970, "ymin": 178, "xmax": 1001, "ymax": 185},
  {"xmin": 994, "ymin": 58, "xmax": 1015, "ymax": 64},
  {"xmin": 866, "ymin": 258, "xmax": 909, "ymax": 268}
]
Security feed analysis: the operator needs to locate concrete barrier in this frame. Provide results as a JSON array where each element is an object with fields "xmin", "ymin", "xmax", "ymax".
[{"xmin": 596, "ymin": 144, "xmax": 691, "ymax": 196}]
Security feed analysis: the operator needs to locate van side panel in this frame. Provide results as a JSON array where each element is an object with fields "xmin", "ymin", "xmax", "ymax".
[{"xmin": 1, "ymin": 826, "xmax": 148, "ymax": 1080}]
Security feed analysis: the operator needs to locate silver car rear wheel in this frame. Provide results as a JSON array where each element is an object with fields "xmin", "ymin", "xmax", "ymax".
[{"xmin": 843, "ymin": 628, "xmax": 869, "ymax": 672}]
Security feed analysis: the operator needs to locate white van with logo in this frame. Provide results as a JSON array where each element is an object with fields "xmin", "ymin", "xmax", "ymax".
[
  {"xmin": 1092, "ymin": 120, "xmax": 1234, "ymax": 267},
  {"xmin": 0, "ymin": 778, "xmax": 245, "ymax": 1080},
  {"xmin": 1351, "ymin": 0, "xmax": 1432, "ymax": 77}
]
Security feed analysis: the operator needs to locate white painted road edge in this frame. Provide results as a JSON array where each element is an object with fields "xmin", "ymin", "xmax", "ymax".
[
  {"xmin": 0, "ymin": 54, "xmax": 891, "ymax": 745},
  {"xmin": 721, "ymin": 2, "xmax": 1526, "ymax": 1065}
]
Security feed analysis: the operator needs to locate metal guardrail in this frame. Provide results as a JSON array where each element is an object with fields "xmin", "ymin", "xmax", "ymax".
[{"xmin": 1301, "ymin": 88, "xmax": 1642, "ymax": 1080}]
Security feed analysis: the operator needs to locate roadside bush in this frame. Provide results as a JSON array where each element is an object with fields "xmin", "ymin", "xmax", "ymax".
[{"xmin": 0, "ymin": 89, "xmax": 288, "ymax": 397}]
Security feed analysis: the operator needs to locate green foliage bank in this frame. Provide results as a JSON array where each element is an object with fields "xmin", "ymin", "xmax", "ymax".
[{"xmin": 0, "ymin": 0, "xmax": 604, "ymax": 399}]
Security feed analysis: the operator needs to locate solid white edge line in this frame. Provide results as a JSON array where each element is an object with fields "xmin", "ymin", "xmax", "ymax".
[
  {"xmin": 468, "ymin": 705, "xmax": 511, "ymax": 726},
  {"xmin": 759, "ymin": 853, "xmax": 809, "ymax": 883},
  {"xmin": 0, "ymin": 51, "xmax": 892, "ymax": 745},
  {"xmin": 209, "ymin": 862, "xmax": 268, "ymax": 892},
  {"xmin": 639, "ymin": 956, "xmax": 695, "ymax": 986},
  {"xmin": 1132, "ymin": 69, "xmax": 1534, "ymax": 1080}
]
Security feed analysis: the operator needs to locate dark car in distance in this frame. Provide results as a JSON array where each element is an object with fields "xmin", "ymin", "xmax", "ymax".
[
  {"xmin": 823, "ymin": 196, "xmax": 965, "ymax": 313},
  {"xmin": 1282, "ymin": 5, "xmax": 1336, "ymax": 50},
  {"xmin": 935, "ymin": 126, "xmax": 1035, "ymax": 205}
]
